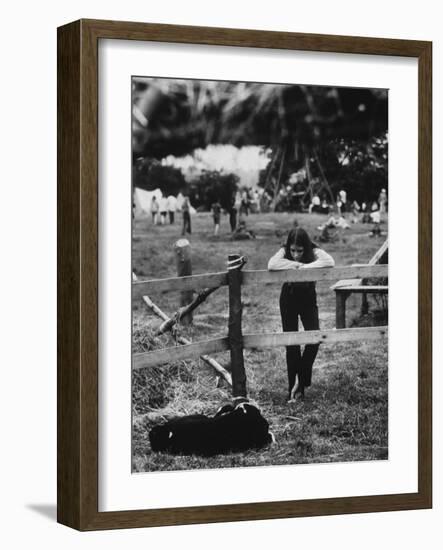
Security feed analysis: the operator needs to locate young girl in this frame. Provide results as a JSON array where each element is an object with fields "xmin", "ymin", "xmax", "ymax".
[{"xmin": 268, "ymin": 228, "xmax": 335, "ymax": 402}]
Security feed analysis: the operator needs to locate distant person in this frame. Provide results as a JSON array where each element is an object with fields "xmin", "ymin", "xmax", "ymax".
[
  {"xmin": 150, "ymin": 196, "xmax": 159, "ymax": 225},
  {"xmin": 370, "ymin": 209, "xmax": 381, "ymax": 224},
  {"xmin": 228, "ymin": 194, "xmax": 238, "ymax": 232},
  {"xmin": 339, "ymin": 189, "xmax": 347, "ymax": 213},
  {"xmin": 336, "ymin": 216, "xmax": 350, "ymax": 229},
  {"xmin": 268, "ymin": 227, "xmax": 334, "ymax": 402},
  {"xmin": 241, "ymin": 189, "xmax": 249, "ymax": 216},
  {"xmin": 181, "ymin": 196, "xmax": 192, "ymax": 235},
  {"xmin": 317, "ymin": 215, "xmax": 349, "ymax": 241},
  {"xmin": 336, "ymin": 198, "xmax": 343, "ymax": 216},
  {"xmin": 167, "ymin": 194, "xmax": 177, "ymax": 224},
  {"xmin": 309, "ymin": 194, "xmax": 321, "ymax": 214},
  {"xmin": 378, "ymin": 188, "xmax": 388, "ymax": 214},
  {"xmin": 351, "ymin": 200, "xmax": 360, "ymax": 223},
  {"xmin": 254, "ymin": 189, "xmax": 261, "ymax": 213},
  {"xmin": 234, "ymin": 191, "xmax": 242, "ymax": 216},
  {"xmin": 320, "ymin": 199, "xmax": 330, "ymax": 215},
  {"xmin": 232, "ymin": 219, "xmax": 255, "ymax": 240},
  {"xmin": 159, "ymin": 195, "xmax": 168, "ymax": 225},
  {"xmin": 260, "ymin": 191, "xmax": 271, "ymax": 213},
  {"xmin": 248, "ymin": 187, "xmax": 256, "ymax": 212},
  {"xmin": 176, "ymin": 191, "xmax": 185, "ymax": 211},
  {"xmin": 211, "ymin": 201, "xmax": 222, "ymax": 236}
]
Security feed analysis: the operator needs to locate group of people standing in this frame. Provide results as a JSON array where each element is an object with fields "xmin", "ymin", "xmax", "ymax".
[
  {"xmin": 309, "ymin": 189, "xmax": 349, "ymax": 216},
  {"xmin": 149, "ymin": 193, "xmax": 192, "ymax": 236},
  {"xmin": 309, "ymin": 188, "xmax": 388, "ymax": 221},
  {"xmin": 150, "ymin": 194, "xmax": 177, "ymax": 225}
]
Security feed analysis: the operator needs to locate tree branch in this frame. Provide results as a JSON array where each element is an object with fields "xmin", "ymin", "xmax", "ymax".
[{"xmin": 156, "ymin": 286, "xmax": 219, "ymax": 335}]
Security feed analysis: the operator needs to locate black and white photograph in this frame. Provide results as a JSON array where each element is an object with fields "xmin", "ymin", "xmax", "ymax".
[{"xmin": 131, "ymin": 76, "xmax": 389, "ymax": 473}]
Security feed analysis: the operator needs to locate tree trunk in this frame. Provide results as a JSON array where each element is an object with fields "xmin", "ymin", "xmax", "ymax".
[
  {"xmin": 304, "ymin": 148, "xmax": 313, "ymax": 204},
  {"xmin": 271, "ymin": 143, "xmax": 287, "ymax": 212},
  {"xmin": 314, "ymin": 148, "xmax": 335, "ymax": 204}
]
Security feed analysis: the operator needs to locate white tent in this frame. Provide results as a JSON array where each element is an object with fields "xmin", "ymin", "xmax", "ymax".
[
  {"xmin": 133, "ymin": 188, "xmax": 162, "ymax": 217},
  {"xmin": 132, "ymin": 189, "xmax": 145, "ymax": 218}
]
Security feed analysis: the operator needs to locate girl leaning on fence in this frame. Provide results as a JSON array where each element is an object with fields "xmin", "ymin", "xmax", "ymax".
[{"xmin": 268, "ymin": 227, "xmax": 335, "ymax": 403}]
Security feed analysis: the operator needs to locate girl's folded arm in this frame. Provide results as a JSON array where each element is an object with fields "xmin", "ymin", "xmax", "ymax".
[
  {"xmin": 268, "ymin": 248, "xmax": 299, "ymax": 270},
  {"xmin": 299, "ymin": 248, "xmax": 335, "ymax": 269}
]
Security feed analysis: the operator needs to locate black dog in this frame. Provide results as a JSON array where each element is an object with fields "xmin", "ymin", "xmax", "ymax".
[{"xmin": 149, "ymin": 401, "xmax": 274, "ymax": 457}]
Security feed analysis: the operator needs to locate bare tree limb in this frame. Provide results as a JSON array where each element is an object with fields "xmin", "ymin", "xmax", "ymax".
[
  {"xmin": 156, "ymin": 286, "xmax": 219, "ymax": 335},
  {"xmin": 314, "ymin": 147, "xmax": 335, "ymax": 204},
  {"xmin": 272, "ymin": 142, "xmax": 287, "ymax": 211}
]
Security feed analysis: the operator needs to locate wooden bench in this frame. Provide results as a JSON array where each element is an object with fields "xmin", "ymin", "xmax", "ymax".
[{"xmin": 331, "ymin": 239, "xmax": 388, "ymax": 328}]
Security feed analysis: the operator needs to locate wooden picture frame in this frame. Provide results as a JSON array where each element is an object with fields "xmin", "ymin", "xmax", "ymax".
[{"xmin": 57, "ymin": 19, "xmax": 432, "ymax": 530}]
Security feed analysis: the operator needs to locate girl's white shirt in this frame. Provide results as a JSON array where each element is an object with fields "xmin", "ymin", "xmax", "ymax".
[{"xmin": 267, "ymin": 247, "xmax": 335, "ymax": 271}]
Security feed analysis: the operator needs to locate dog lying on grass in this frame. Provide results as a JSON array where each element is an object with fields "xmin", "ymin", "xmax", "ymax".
[{"xmin": 149, "ymin": 400, "xmax": 274, "ymax": 457}]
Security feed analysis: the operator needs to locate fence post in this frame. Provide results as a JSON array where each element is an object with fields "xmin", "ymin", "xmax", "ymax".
[
  {"xmin": 174, "ymin": 238, "xmax": 193, "ymax": 325},
  {"xmin": 335, "ymin": 291, "xmax": 349, "ymax": 328},
  {"xmin": 227, "ymin": 254, "xmax": 247, "ymax": 398},
  {"xmin": 361, "ymin": 292, "xmax": 369, "ymax": 315}
]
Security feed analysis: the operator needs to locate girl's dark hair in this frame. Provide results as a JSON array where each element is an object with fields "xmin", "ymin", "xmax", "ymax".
[{"xmin": 284, "ymin": 227, "xmax": 318, "ymax": 263}]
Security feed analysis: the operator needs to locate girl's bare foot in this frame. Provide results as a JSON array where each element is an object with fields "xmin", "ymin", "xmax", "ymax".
[{"xmin": 287, "ymin": 384, "xmax": 305, "ymax": 403}]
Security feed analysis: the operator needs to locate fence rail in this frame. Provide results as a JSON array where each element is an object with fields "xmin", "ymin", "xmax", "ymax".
[
  {"xmin": 133, "ymin": 264, "xmax": 388, "ymax": 296},
  {"xmin": 133, "ymin": 337, "xmax": 230, "ymax": 370},
  {"xmin": 242, "ymin": 265, "xmax": 388, "ymax": 285},
  {"xmin": 133, "ymin": 327, "xmax": 388, "ymax": 369},
  {"xmin": 243, "ymin": 326, "xmax": 387, "ymax": 348},
  {"xmin": 132, "ymin": 271, "xmax": 227, "ymax": 296}
]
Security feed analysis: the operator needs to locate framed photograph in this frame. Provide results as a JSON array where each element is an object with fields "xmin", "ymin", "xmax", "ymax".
[{"xmin": 57, "ymin": 19, "xmax": 432, "ymax": 530}]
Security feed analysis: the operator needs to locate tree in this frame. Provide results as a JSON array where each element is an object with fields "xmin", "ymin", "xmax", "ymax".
[
  {"xmin": 188, "ymin": 170, "xmax": 239, "ymax": 210},
  {"xmin": 133, "ymin": 158, "xmax": 186, "ymax": 196},
  {"xmin": 316, "ymin": 133, "xmax": 388, "ymax": 204}
]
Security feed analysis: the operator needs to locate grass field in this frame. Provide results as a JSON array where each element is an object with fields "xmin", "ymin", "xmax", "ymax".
[{"xmin": 132, "ymin": 211, "xmax": 388, "ymax": 472}]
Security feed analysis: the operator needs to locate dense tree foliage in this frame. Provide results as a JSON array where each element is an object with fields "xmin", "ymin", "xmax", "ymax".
[
  {"xmin": 133, "ymin": 158, "xmax": 186, "ymax": 196},
  {"xmin": 318, "ymin": 133, "xmax": 388, "ymax": 204},
  {"xmin": 188, "ymin": 171, "xmax": 239, "ymax": 210}
]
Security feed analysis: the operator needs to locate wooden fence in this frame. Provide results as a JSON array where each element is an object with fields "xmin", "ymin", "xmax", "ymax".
[
  {"xmin": 331, "ymin": 239, "xmax": 388, "ymax": 327},
  {"xmin": 133, "ymin": 262, "xmax": 388, "ymax": 398}
]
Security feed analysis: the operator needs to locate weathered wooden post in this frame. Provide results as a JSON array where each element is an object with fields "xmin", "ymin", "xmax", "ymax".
[
  {"xmin": 335, "ymin": 291, "xmax": 349, "ymax": 328},
  {"xmin": 227, "ymin": 254, "xmax": 247, "ymax": 398},
  {"xmin": 174, "ymin": 238, "xmax": 193, "ymax": 325}
]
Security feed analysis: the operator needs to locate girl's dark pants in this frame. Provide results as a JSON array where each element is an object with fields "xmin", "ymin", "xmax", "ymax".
[{"xmin": 279, "ymin": 282, "xmax": 320, "ymax": 393}]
